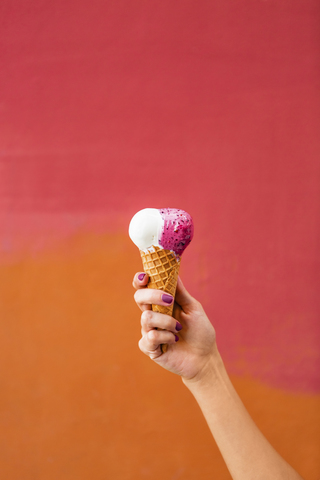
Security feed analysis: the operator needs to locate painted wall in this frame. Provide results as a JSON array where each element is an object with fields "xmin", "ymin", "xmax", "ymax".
[{"xmin": 0, "ymin": 1, "xmax": 319, "ymax": 478}]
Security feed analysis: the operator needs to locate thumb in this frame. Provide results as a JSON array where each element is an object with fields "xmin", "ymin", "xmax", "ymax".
[{"xmin": 175, "ymin": 276, "xmax": 196, "ymax": 310}]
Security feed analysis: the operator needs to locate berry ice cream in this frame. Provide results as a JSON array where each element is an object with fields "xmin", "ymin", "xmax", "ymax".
[{"xmin": 129, "ymin": 208, "xmax": 194, "ymax": 258}]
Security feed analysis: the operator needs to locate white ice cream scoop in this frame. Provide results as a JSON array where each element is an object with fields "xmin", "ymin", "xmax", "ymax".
[{"xmin": 129, "ymin": 208, "xmax": 163, "ymax": 250}]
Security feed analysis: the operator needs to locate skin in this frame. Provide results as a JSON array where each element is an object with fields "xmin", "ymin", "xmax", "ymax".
[{"xmin": 133, "ymin": 272, "xmax": 305, "ymax": 480}]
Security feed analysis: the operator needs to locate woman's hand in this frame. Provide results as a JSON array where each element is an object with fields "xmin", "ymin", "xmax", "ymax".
[
  {"xmin": 133, "ymin": 273, "xmax": 305, "ymax": 480},
  {"xmin": 133, "ymin": 272, "xmax": 218, "ymax": 382}
]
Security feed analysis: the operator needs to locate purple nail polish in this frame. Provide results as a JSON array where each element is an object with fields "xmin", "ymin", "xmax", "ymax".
[
  {"xmin": 162, "ymin": 294, "xmax": 173, "ymax": 304},
  {"xmin": 175, "ymin": 335, "xmax": 179, "ymax": 342},
  {"xmin": 138, "ymin": 273, "xmax": 146, "ymax": 281},
  {"xmin": 176, "ymin": 322, "xmax": 183, "ymax": 331}
]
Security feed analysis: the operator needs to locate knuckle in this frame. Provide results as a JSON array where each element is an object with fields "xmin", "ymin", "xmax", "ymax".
[
  {"xmin": 133, "ymin": 290, "xmax": 140, "ymax": 303},
  {"xmin": 193, "ymin": 299, "xmax": 203, "ymax": 312},
  {"xmin": 148, "ymin": 330, "xmax": 158, "ymax": 343},
  {"xmin": 141, "ymin": 309, "xmax": 153, "ymax": 324},
  {"xmin": 138, "ymin": 337, "xmax": 143, "ymax": 349}
]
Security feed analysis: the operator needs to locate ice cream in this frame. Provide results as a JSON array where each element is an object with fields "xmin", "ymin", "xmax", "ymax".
[
  {"xmin": 129, "ymin": 208, "xmax": 194, "ymax": 352},
  {"xmin": 129, "ymin": 208, "xmax": 194, "ymax": 258}
]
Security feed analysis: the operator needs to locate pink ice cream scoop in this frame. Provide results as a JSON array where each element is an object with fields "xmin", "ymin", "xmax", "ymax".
[
  {"xmin": 129, "ymin": 208, "xmax": 194, "ymax": 257},
  {"xmin": 157, "ymin": 208, "xmax": 194, "ymax": 256}
]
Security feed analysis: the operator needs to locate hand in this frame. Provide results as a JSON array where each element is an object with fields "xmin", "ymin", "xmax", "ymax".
[
  {"xmin": 133, "ymin": 275, "xmax": 305, "ymax": 480},
  {"xmin": 133, "ymin": 273, "xmax": 218, "ymax": 382}
]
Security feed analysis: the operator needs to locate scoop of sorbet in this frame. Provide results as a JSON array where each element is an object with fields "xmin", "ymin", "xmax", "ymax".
[{"xmin": 129, "ymin": 208, "xmax": 194, "ymax": 257}]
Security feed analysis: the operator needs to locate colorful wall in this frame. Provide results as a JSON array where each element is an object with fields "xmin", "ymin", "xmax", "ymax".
[{"xmin": 1, "ymin": 1, "xmax": 319, "ymax": 478}]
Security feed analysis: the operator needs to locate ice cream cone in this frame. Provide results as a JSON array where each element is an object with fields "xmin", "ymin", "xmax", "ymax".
[
  {"xmin": 130, "ymin": 208, "xmax": 193, "ymax": 354},
  {"xmin": 140, "ymin": 246, "xmax": 180, "ymax": 353}
]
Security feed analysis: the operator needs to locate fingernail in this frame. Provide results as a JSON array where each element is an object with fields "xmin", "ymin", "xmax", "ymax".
[
  {"xmin": 162, "ymin": 294, "xmax": 173, "ymax": 304},
  {"xmin": 138, "ymin": 273, "xmax": 146, "ymax": 281},
  {"xmin": 175, "ymin": 335, "xmax": 179, "ymax": 342},
  {"xmin": 176, "ymin": 322, "xmax": 183, "ymax": 332}
]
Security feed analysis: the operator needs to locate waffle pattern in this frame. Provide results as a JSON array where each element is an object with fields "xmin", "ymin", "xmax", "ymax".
[{"xmin": 140, "ymin": 246, "xmax": 181, "ymax": 316}]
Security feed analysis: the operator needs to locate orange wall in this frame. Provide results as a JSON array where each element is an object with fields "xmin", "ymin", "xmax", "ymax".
[
  {"xmin": 0, "ymin": 1, "xmax": 319, "ymax": 478},
  {"xmin": 0, "ymin": 234, "xmax": 319, "ymax": 479}
]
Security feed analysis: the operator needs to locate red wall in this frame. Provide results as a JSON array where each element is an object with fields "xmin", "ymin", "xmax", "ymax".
[{"xmin": 0, "ymin": 1, "xmax": 319, "ymax": 478}]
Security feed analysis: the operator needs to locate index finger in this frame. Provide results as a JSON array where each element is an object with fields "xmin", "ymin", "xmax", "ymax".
[{"xmin": 132, "ymin": 272, "xmax": 149, "ymax": 289}]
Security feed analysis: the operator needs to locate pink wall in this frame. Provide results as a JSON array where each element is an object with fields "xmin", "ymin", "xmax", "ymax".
[{"xmin": 0, "ymin": 1, "xmax": 319, "ymax": 478}]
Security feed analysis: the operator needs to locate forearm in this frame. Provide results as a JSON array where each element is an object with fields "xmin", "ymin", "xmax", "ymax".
[{"xmin": 183, "ymin": 347, "xmax": 304, "ymax": 480}]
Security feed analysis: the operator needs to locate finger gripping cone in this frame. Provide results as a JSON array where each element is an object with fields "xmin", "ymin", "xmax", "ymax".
[{"xmin": 140, "ymin": 246, "xmax": 180, "ymax": 353}]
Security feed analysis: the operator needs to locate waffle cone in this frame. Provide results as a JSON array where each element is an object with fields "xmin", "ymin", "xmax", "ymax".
[{"xmin": 140, "ymin": 246, "xmax": 180, "ymax": 352}]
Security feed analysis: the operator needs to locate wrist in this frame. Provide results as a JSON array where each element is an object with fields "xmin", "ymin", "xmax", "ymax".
[{"xmin": 182, "ymin": 344, "xmax": 226, "ymax": 392}]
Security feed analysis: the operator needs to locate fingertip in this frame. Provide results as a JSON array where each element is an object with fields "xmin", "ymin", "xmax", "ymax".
[
  {"xmin": 133, "ymin": 272, "xmax": 149, "ymax": 288},
  {"xmin": 138, "ymin": 272, "xmax": 146, "ymax": 281},
  {"xmin": 175, "ymin": 321, "xmax": 183, "ymax": 332},
  {"xmin": 161, "ymin": 293, "xmax": 174, "ymax": 305}
]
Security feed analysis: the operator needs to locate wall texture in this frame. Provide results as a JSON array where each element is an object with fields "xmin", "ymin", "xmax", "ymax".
[{"xmin": 0, "ymin": 1, "xmax": 319, "ymax": 479}]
